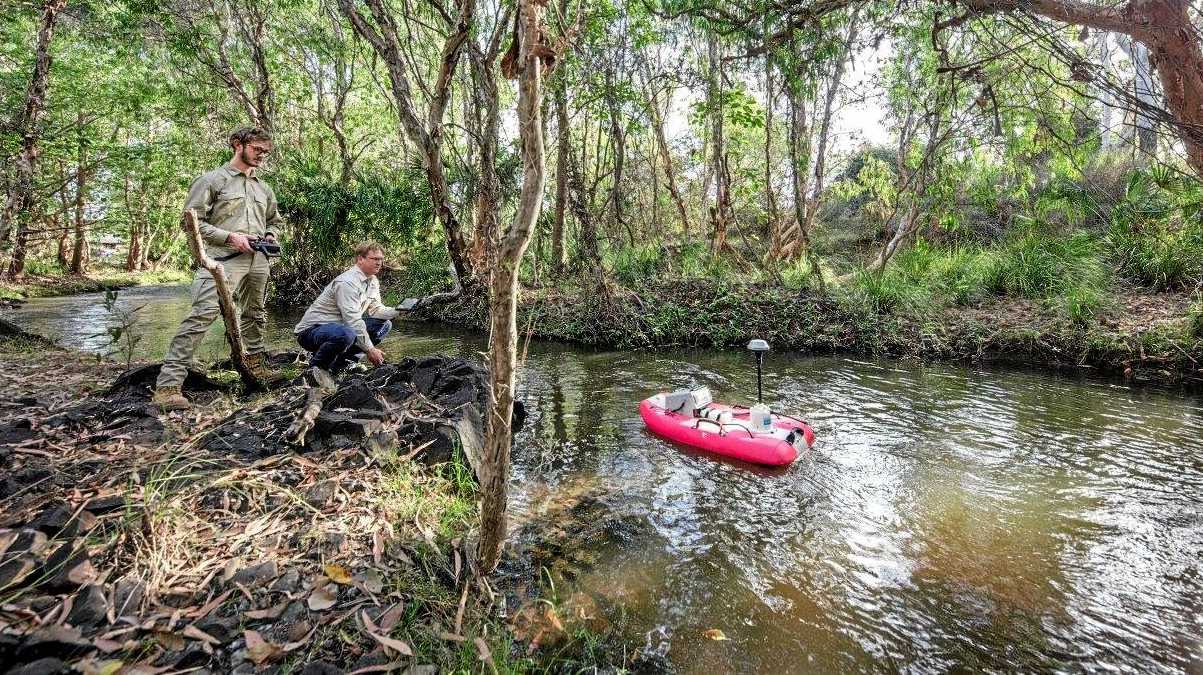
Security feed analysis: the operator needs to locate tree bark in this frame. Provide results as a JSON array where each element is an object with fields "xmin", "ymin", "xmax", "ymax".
[
  {"xmin": 338, "ymin": 0, "xmax": 477, "ymax": 287},
  {"xmin": 2, "ymin": 0, "xmax": 68, "ymax": 279},
  {"xmin": 70, "ymin": 113, "xmax": 89, "ymax": 276},
  {"xmin": 707, "ymin": 34, "xmax": 731, "ymax": 255},
  {"xmin": 552, "ymin": 78, "xmax": 569, "ymax": 273},
  {"xmin": 478, "ymin": 0, "xmax": 548, "ymax": 573},
  {"xmin": 961, "ymin": 0, "xmax": 1203, "ymax": 179},
  {"xmin": 646, "ymin": 77, "xmax": 691, "ymax": 236}
]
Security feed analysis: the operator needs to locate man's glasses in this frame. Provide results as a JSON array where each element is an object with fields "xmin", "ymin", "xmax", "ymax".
[
  {"xmin": 247, "ymin": 145, "xmax": 272, "ymax": 155},
  {"xmin": 365, "ymin": 256, "xmax": 385, "ymax": 262}
]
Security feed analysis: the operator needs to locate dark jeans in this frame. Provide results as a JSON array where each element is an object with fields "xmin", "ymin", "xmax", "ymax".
[{"xmin": 297, "ymin": 317, "xmax": 391, "ymax": 372}]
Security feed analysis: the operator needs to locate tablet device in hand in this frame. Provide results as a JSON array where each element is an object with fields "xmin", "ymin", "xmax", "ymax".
[{"xmin": 397, "ymin": 298, "xmax": 420, "ymax": 311}]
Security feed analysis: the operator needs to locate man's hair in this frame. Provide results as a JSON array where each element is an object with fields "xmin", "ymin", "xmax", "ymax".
[
  {"xmin": 228, "ymin": 127, "xmax": 272, "ymax": 149},
  {"xmin": 354, "ymin": 241, "xmax": 384, "ymax": 258}
]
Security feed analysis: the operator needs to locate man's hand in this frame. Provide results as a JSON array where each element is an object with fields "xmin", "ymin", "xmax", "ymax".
[
  {"xmin": 366, "ymin": 347, "xmax": 385, "ymax": 366},
  {"xmin": 227, "ymin": 232, "xmax": 254, "ymax": 253},
  {"xmin": 264, "ymin": 233, "xmax": 277, "ymax": 243}
]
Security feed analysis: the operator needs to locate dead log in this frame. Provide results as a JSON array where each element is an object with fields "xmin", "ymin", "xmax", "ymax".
[{"xmin": 181, "ymin": 209, "xmax": 261, "ymax": 389}]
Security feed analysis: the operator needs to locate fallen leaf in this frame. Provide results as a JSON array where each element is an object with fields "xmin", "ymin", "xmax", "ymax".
[
  {"xmin": 182, "ymin": 624, "xmax": 220, "ymax": 646},
  {"xmin": 307, "ymin": 585, "xmax": 337, "ymax": 611},
  {"xmin": 359, "ymin": 569, "xmax": 384, "ymax": 594},
  {"xmin": 221, "ymin": 559, "xmax": 239, "ymax": 583},
  {"xmin": 347, "ymin": 663, "xmax": 405, "ymax": 675},
  {"xmin": 438, "ymin": 631, "xmax": 466, "ymax": 642},
  {"xmin": 244, "ymin": 629, "xmax": 283, "ymax": 665},
  {"xmin": 153, "ymin": 631, "xmax": 185, "ymax": 651},
  {"xmin": 67, "ymin": 559, "xmax": 98, "ymax": 585},
  {"xmin": 243, "ymin": 601, "xmax": 288, "ymax": 621},
  {"xmin": 377, "ymin": 602, "xmax": 404, "ymax": 632},
  {"xmin": 93, "ymin": 638, "xmax": 123, "ymax": 654},
  {"xmin": 473, "ymin": 637, "xmax": 493, "ymax": 666},
  {"xmin": 702, "ymin": 628, "xmax": 729, "ymax": 641},
  {"xmin": 189, "ymin": 589, "xmax": 233, "ymax": 621},
  {"xmin": 324, "ymin": 564, "xmax": 352, "ymax": 585},
  {"xmin": 367, "ymin": 630, "xmax": 413, "ymax": 657},
  {"xmin": 372, "ymin": 531, "xmax": 385, "ymax": 565}
]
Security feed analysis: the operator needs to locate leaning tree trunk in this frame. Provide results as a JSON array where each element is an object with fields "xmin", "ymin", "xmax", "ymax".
[
  {"xmin": 552, "ymin": 77, "xmax": 569, "ymax": 273},
  {"xmin": 478, "ymin": 0, "xmax": 548, "ymax": 574},
  {"xmin": 181, "ymin": 210, "xmax": 262, "ymax": 389},
  {"xmin": 2, "ymin": 0, "xmax": 68, "ymax": 279}
]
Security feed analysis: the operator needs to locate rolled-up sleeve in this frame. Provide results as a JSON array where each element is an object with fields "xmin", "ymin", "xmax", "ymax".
[
  {"xmin": 364, "ymin": 279, "xmax": 398, "ymax": 321},
  {"xmin": 184, "ymin": 175, "xmax": 232, "ymax": 246},
  {"xmin": 334, "ymin": 281, "xmax": 373, "ymax": 350}
]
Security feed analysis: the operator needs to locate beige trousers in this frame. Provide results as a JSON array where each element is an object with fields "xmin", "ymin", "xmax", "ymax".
[{"xmin": 156, "ymin": 253, "xmax": 270, "ymax": 388}]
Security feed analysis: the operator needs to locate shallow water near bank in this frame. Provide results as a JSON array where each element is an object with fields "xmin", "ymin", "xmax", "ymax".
[{"xmin": 8, "ymin": 285, "xmax": 1203, "ymax": 672}]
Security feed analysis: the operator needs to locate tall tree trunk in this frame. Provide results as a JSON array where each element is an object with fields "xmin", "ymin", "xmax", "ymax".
[
  {"xmin": 763, "ymin": 40, "xmax": 778, "ymax": 256},
  {"xmin": 2, "ymin": 0, "xmax": 68, "ymax": 279},
  {"xmin": 707, "ymin": 34, "xmax": 730, "ymax": 254},
  {"xmin": 478, "ymin": 0, "xmax": 548, "ymax": 573},
  {"xmin": 470, "ymin": 48, "xmax": 502, "ymax": 276},
  {"xmin": 604, "ymin": 68, "xmax": 627, "ymax": 242},
  {"xmin": 70, "ymin": 113, "xmax": 88, "ymax": 275},
  {"xmin": 1118, "ymin": 36, "xmax": 1158, "ymax": 156},
  {"xmin": 786, "ymin": 85, "xmax": 812, "ymax": 262},
  {"xmin": 798, "ymin": 23, "xmax": 856, "ymax": 289},
  {"xmin": 552, "ymin": 78, "xmax": 569, "ymax": 273},
  {"xmin": 646, "ymin": 78, "xmax": 690, "ymax": 236},
  {"xmin": 338, "ymin": 0, "xmax": 477, "ymax": 287}
]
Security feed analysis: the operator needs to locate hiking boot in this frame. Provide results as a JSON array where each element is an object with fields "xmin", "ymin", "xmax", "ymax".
[
  {"xmin": 152, "ymin": 386, "xmax": 191, "ymax": 411},
  {"xmin": 304, "ymin": 366, "xmax": 337, "ymax": 392},
  {"xmin": 244, "ymin": 353, "xmax": 273, "ymax": 381}
]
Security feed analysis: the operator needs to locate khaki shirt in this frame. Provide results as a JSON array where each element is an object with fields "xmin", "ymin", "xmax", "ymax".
[
  {"xmin": 294, "ymin": 266, "xmax": 398, "ymax": 350},
  {"xmin": 184, "ymin": 162, "xmax": 283, "ymax": 259}
]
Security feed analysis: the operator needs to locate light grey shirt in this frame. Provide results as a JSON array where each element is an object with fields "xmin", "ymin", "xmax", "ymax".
[{"xmin": 294, "ymin": 266, "xmax": 398, "ymax": 350}]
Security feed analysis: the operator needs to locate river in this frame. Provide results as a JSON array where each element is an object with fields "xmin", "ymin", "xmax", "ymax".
[{"xmin": 8, "ymin": 284, "xmax": 1203, "ymax": 673}]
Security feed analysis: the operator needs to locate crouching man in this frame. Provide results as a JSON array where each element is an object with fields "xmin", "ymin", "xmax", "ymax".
[{"xmin": 294, "ymin": 241, "xmax": 397, "ymax": 378}]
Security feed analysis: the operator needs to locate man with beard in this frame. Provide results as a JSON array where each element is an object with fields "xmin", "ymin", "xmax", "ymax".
[{"xmin": 153, "ymin": 127, "xmax": 284, "ymax": 410}]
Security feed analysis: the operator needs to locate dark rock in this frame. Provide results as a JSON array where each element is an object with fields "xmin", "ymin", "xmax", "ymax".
[
  {"xmin": 26, "ymin": 595, "xmax": 59, "ymax": 613},
  {"xmin": 303, "ymin": 480, "xmax": 337, "ymax": 507},
  {"xmin": 0, "ymin": 554, "xmax": 36, "ymax": 589},
  {"xmin": 279, "ymin": 600, "xmax": 307, "ymax": 624},
  {"xmin": 350, "ymin": 649, "xmax": 391, "ymax": 672},
  {"xmin": 65, "ymin": 584, "xmax": 108, "ymax": 630},
  {"xmin": 325, "ymin": 380, "xmax": 385, "ymax": 412},
  {"xmin": 112, "ymin": 577, "xmax": 145, "ymax": 616},
  {"xmin": 402, "ymin": 666, "xmax": 438, "ymax": 675},
  {"xmin": 156, "ymin": 642, "xmax": 211, "ymax": 669},
  {"xmin": 269, "ymin": 568, "xmax": 300, "ymax": 593},
  {"xmin": 0, "ymin": 630, "xmax": 18, "ymax": 663},
  {"xmin": 230, "ymin": 560, "xmax": 279, "ymax": 588},
  {"xmin": 15, "ymin": 625, "xmax": 95, "ymax": 661},
  {"xmin": 29, "ymin": 501, "xmax": 73, "ymax": 535},
  {"xmin": 83, "ymin": 494, "xmax": 126, "ymax": 514},
  {"xmin": 195, "ymin": 613, "xmax": 240, "ymax": 644},
  {"xmin": 41, "ymin": 541, "xmax": 92, "ymax": 592},
  {"xmin": 106, "ymin": 364, "xmax": 228, "ymax": 396},
  {"xmin": 301, "ymin": 662, "xmax": 344, "ymax": 675},
  {"xmin": 6, "ymin": 657, "xmax": 68, "ymax": 675}
]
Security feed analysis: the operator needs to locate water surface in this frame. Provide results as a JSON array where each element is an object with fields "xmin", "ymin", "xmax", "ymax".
[{"xmin": 9, "ymin": 285, "xmax": 1203, "ymax": 673}]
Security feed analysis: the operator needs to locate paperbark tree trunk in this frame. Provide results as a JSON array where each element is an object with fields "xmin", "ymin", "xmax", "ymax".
[
  {"xmin": 2, "ymin": 0, "xmax": 68, "ymax": 279},
  {"xmin": 337, "ymin": 0, "xmax": 477, "ymax": 288},
  {"xmin": 477, "ymin": 0, "xmax": 548, "ymax": 574},
  {"xmin": 552, "ymin": 78, "xmax": 569, "ymax": 273}
]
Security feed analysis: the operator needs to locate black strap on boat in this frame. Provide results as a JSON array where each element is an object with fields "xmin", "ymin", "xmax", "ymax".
[{"xmin": 692, "ymin": 418, "xmax": 725, "ymax": 436}]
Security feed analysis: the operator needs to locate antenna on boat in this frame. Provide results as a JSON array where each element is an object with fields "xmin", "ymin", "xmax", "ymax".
[{"xmin": 747, "ymin": 339, "xmax": 769, "ymax": 404}]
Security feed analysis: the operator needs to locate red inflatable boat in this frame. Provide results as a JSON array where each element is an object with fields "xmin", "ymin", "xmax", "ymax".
[{"xmin": 639, "ymin": 391, "xmax": 815, "ymax": 466}]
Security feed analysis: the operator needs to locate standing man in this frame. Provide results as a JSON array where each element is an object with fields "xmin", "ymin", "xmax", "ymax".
[
  {"xmin": 294, "ymin": 241, "xmax": 397, "ymax": 377},
  {"xmin": 153, "ymin": 127, "xmax": 283, "ymax": 410}
]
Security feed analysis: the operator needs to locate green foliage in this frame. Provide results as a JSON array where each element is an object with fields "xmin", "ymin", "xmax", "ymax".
[
  {"xmin": 1189, "ymin": 297, "xmax": 1203, "ymax": 341},
  {"xmin": 610, "ymin": 244, "xmax": 665, "ymax": 286},
  {"xmin": 1105, "ymin": 167, "xmax": 1203, "ymax": 290},
  {"xmin": 983, "ymin": 227, "xmax": 1102, "ymax": 299},
  {"xmin": 276, "ymin": 160, "xmax": 432, "ymax": 267}
]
